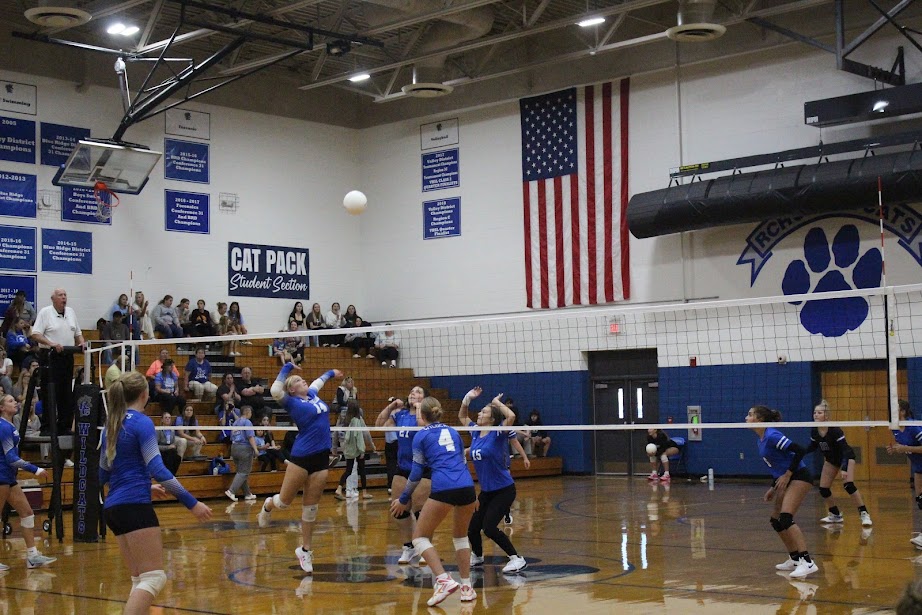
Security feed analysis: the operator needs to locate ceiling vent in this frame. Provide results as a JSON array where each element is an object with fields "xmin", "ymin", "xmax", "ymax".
[
  {"xmin": 401, "ymin": 82, "xmax": 454, "ymax": 98},
  {"xmin": 24, "ymin": 3, "xmax": 92, "ymax": 28},
  {"xmin": 665, "ymin": 0, "xmax": 725, "ymax": 42}
]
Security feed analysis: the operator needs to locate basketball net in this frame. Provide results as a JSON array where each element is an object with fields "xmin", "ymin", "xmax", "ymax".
[{"xmin": 94, "ymin": 181, "xmax": 120, "ymax": 222}]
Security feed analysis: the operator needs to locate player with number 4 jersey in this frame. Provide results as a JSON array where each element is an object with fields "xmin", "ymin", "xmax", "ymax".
[{"xmin": 460, "ymin": 388, "xmax": 530, "ymax": 574}]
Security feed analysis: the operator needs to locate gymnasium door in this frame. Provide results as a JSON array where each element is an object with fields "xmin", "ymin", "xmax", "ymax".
[
  {"xmin": 817, "ymin": 362, "xmax": 907, "ymax": 482},
  {"xmin": 593, "ymin": 379, "xmax": 660, "ymax": 474}
]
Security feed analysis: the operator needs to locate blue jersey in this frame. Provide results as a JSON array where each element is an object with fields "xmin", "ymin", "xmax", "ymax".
[
  {"xmin": 469, "ymin": 421, "xmax": 516, "ymax": 493},
  {"xmin": 400, "ymin": 423, "xmax": 473, "ymax": 503},
  {"xmin": 393, "ymin": 408, "xmax": 418, "ymax": 472},
  {"xmin": 274, "ymin": 364, "xmax": 332, "ymax": 457},
  {"xmin": 0, "ymin": 417, "xmax": 39, "ymax": 484},
  {"xmin": 232, "ymin": 417, "xmax": 255, "ymax": 444},
  {"xmin": 100, "ymin": 410, "xmax": 197, "ymax": 509},
  {"xmin": 185, "ymin": 357, "xmax": 212, "ymax": 383},
  {"xmin": 758, "ymin": 428, "xmax": 806, "ymax": 479},
  {"xmin": 893, "ymin": 426, "xmax": 922, "ymax": 469}
]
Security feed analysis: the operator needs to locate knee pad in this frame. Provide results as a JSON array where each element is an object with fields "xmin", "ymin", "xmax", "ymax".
[
  {"xmin": 412, "ymin": 537, "xmax": 434, "ymax": 554},
  {"xmin": 453, "ymin": 537, "xmax": 471, "ymax": 552},
  {"xmin": 20, "ymin": 514, "xmax": 34, "ymax": 529},
  {"xmin": 843, "ymin": 482, "xmax": 857, "ymax": 495},
  {"xmin": 777, "ymin": 512, "xmax": 795, "ymax": 532},
  {"xmin": 818, "ymin": 487, "xmax": 832, "ymax": 499},
  {"xmin": 660, "ymin": 454, "xmax": 669, "ymax": 463},
  {"xmin": 770, "ymin": 517, "xmax": 783, "ymax": 533},
  {"xmin": 135, "ymin": 570, "xmax": 168, "ymax": 597},
  {"xmin": 301, "ymin": 504, "xmax": 318, "ymax": 523},
  {"xmin": 395, "ymin": 510, "xmax": 411, "ymax": 520},
  {"xmin": 272, "ymin": 494, "xmax": 289, "ymax": 510}
]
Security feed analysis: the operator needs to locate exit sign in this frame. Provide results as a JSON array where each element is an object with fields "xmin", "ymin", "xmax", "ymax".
[{"xmin": 609, "ymin": 322, "xmax": 620, "ymax": 334}]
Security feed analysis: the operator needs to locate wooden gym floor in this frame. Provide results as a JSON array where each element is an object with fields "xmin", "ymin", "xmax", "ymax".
[{"xmin": 0, "ymin": 475, "xmax": 914, "ymax": 614}]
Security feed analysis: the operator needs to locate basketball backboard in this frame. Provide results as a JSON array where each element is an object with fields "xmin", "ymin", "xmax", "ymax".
[{"xmin": 52, "ymin": 140, "xmax": 162, "ymax": 195}]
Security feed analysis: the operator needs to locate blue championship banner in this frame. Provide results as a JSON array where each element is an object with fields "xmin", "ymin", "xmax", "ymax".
[
  {"xmin": 0, "ymin": 224, "xmax": 36, "ymax": 271},
  {"xmin": 0, "ymin": 171, "xmax": 37, "ymax": 218},
  {"xmin": 0, "ymin": 274, "xmax": 36, "ymax": 307},
  {"xmin": 422, "ymin": 148, "xmax": 460, "ymax": 192},
  {"xmin": 164, "ymin": 138, "xmax": 209, "ymax": 183},
  {"xmin": 42, "ymin": 228, "xmax": 92, "ymax": 274},
  {"xmin": 0, "ymin": 116, "xmax": 36, "ymax": 164},
  {"xmin": 738, "ymin": 204, "xmax": 922, "ymax": 285},
  {"xmin": 165, "ymin": 190, "xmax": 209, "ymax": 234},
  {"xmin": 228, "ymin": 242, "xmax": 309, "ymax": 299},
  {"xmin": 41, "ymin": 123, "xmax": 90, "ymax": 167},
  {"xmin": 62, "ymin": 186, "xmax": 111, "ymax": 225},
  {"xmin": 423, "ymin": 197, "xmax": 461, "ymax": 239}
]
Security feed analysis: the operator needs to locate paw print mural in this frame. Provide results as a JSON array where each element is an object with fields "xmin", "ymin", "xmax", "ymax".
[{"xmin": 781, "ymin": 225, "xmax": 882, "ymax": 337}]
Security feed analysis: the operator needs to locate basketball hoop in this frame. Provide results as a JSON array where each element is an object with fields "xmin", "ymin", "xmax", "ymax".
[{"xmin": 94, "ymin": 181, "xmax": 120, "ymax": 222}]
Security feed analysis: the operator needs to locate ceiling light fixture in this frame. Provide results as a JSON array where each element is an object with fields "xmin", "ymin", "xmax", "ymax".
[
  {"xmin": 577, "ymin": 17, "xmax": 606, "ymax": 27},
  {"xmin": 122, "ymin": 25, "xmax": 140, "ymax": 36},
  {"xmin": 349, "ymin": 73, "xmax": 371, "ymax": 83},
  {"xmin": 107, "ymin": 22, "xmax": 126, "ymax": 34}
]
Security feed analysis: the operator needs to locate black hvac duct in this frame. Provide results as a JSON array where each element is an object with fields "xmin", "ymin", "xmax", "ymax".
[{"xmin": 628, "ymin": 149, "xmax": 922, "ymax": 238}]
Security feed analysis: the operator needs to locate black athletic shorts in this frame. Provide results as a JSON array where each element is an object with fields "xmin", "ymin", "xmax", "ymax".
[
  {"xmin": 774, "ymin": 466, "xmax": 812, "ymax": 487},
  {"xmin": 290, "ymin": 450, "xmax": 331, "ymax": 474},
  {"xmin": 396, "ymin": 467, "xmax": 432, "ymax": 480},
  {"xmin": 430, "ymin": 486, "xmax": 476, "ymax": 507},
  {"xmin": 105, "ymin": 503, "xmax": 160, "ymax": 536},
  {"xmin": 0, "ymin": 481, "xmax": 18, "ymax": 488},
  {"xmin": 822, "ymin": 453, "xmax": 855, "ymax": 469}
]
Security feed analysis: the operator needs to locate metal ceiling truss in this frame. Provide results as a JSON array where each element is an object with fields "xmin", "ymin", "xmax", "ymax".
[
  {"xmin": 748, "ymin": 0, "xmax": 917, "ymax": 86},
  {"xmin": 12, "ymin": 0, "xmax": 383, "ymax": 141}
]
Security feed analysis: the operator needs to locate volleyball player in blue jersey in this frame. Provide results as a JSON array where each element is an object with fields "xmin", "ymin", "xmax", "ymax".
[
  {"xmin": 886, "ymin": 399, "xmax": 922, "ymax": 549},
  {"xmin": 460, "ymin": 388, "xmax": 529, "ymax": 574},
  {"xmin": 746, "ymin": 405, "xmax": 818, "ymax": 579},
  {"xmin": 259, "ymin": 362, "xmax": 342, "ymax": 574},
  {"xmin": 99, "ymin": 372, "xmax": 212, "ymax": 614},
  {"xmin": 375, "ymin": 385, "xmax": 432, "ymax": 564},
  {"xmin": 0, "ymin": 394, "xmax": 55, "ymax": 571},
  {"xmin": 390, "ymin": 396, "xmax": 477, "ymax": 607}
]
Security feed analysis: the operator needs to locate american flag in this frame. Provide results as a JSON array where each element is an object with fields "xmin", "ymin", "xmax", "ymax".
[{"xmin": 520, "ymin": 80, "xmax": 630, "ymax": 308}]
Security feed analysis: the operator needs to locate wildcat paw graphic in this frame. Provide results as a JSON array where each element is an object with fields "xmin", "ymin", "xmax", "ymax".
[{"xmin": 781, "ymin": 225, "xmax": 881, "ymax": 337}]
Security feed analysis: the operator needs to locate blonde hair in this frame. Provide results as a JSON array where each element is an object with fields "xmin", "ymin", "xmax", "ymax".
[
  {"xmin": 104, "ymin": 371, "xmax": 147, "ymax": 465},
  {"xmin": 285, "ymin": 374, "xmax": 302, "ymax": 393},
  {"xmin": 815, "ymin": 399, "xmax": 830, "ymax": 415},
  {"xmin": 420, "ymin": 396, "xmax": 443, "ymax": 424}
]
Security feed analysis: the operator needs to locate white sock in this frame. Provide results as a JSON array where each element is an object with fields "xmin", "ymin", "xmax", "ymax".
[
  {"xmin": 26, "ymin": 547, "xmax": 38, "ymax": 556},
  {"xmin": 461, "ymin": 577, "xmax": 471, "ymax": 586},
  {"xmin": 436, "ymin": 572, "xmax": 450, "ymax": 582}
]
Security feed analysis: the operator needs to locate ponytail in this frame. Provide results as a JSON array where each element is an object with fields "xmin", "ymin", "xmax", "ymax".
[
  {"xmin": 751, "ymin": 405, "xmax": 782, "ymax": 422},
  {"xmin": 104, "ymin": 371, "xmax": 147, "ymax": 464},
  {"xmin": 420, "ymin": 396, "xmax": 443, "ymax": 423}
]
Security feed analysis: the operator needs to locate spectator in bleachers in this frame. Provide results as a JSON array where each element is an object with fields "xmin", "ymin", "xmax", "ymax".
[
  {"xmin": 176, "ymin": 405, "xmax": 207, "ymax": 460},
  {"xmin": 1, "ymin": 291, "xmax": 25, "ymax": 337},
  {"xmin": 216, "ymin": 372, "xmax": 241, "ymax": 409},
  {"xmin": 0, "ymin": 347, "xmax": 12, "ymax": 396},
  {"xmin": 226, "ymin": 404, "xmax": 259, "ymax": 502},
  {"xmin": 256, "ymin": 415, "xmax": 285, "ymax": 472},
  {"xmin": 344, "ymin": 305, "xmax": 359, "ymax": 327},
  {"xmin": 152, "ymin": 359, "xmax": 184, "ymax": 414},
  {"xmin": 156, "ymin": 410, "xmax": 182, "ymax": 475},
  {"xmin": 274, "ymin": 321, "xmax": 305, "ymax": 365},
  {"xmin": 6, "ymin": 317, "xmax": 33, "ymax": 368},
  {"xmin": 236, "ymin": 367, "xmax": 266, "ymax": 418},
  {"xmin": 132, "ymin": 291, "xmax": 154, "ymax": 339},
  {"xmin": 146, "ymin": 348, "xmax": 179, "ymax": 396},
  {"xmin": 375, "ymin": 327, "xmax": 400, "ymax": 368},
  {"xmin": 215, "ymin": 302, "xmax": 240, "ymax": 356},
  {"xmin": 177, "ymin": 298, "xmax": 193, "ymax": 337},
  {"xmin": 335, "ymin": 376, "xmax": 359, "ymax": 414},
  {"xmin": 151, "ymin": 295, "xmax": 183, "ymax": 338},
  {"xmin": 526, "ymin": 410, "xmax": 552, "ymax": 457},
  {"xmin": 12, "ymin": 369, "xmax": 32, "ymax": 405},
  {"xmin": 108, "ymin": 293, "xmax": 136, "ymax": 336},
  {"xmin": 185, "ymin": 346, "xmax": 218, "ymax": 401},
  {"xmin": 10, "ymin": 290, "xmax": 36, "ymax": 326},
  {"xmin": 189, "ymin": 299, "xmax": 216, "ymax": 338},
  {"xmin": 228, "ymin": 302, "xmax": 251, "ymax": 342},
  {"xmin": 104, "ymin": 347, "xmax": 122, "ymax": 390},
  {"xmin": 217, "ymin": 400, "xmax": 239, "ymax": 444},
  {"xmin": 333, "ymin": 400, "xmax": 376, "ymax": 501},
  {"xmin": 345, "ymin": 316, "xmax": 374, "ymax": 358},
  {"xmin": 306, "ymin": 302, "xmax": 326, "ymax": 347},
  {"xmin": 101, "ymin": 310, "xmax": 130, "ymax": 365},
  {"xmin": 324, "ymin": 302, "xmax": 346, "ymax": 347},
  {"xmin": 289, "ymin": 302, "xmax": 306, "ymax": 329}
]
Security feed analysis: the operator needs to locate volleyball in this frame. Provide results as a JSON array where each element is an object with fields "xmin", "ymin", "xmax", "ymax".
[
  {"xmin": 343, "ymin": 190, "xmax": 367, "ymax": 215},
  {"xmin": 646, "ymin": 443, "xmax": 658, "ymax": 456}
]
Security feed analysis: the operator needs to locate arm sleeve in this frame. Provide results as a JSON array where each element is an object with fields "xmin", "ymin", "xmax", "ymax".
[
  {"xmin": 399, "ymin": 437, "xmax": 427, "ymax": 505},
  {"xmin": 1, "ymin": 430, "xmax": 39, "ymax": 475},
  {"xmin": 308, "ymin": 370, "xmax": 335, "ymax": 397},
  {"xmin": 784, "ymin": 442, "xmax": 808, "ymax": 473},
  {"xmin": 138, "ymin": 420, "xmax": 198, "ymax": 509},
  {"xmin": 803, "ymin": 437, "xmax": 818, "ymax": 454},
  {"xmin": 270, "ymin": 363, "xmax": 296, "ymax": 403}
]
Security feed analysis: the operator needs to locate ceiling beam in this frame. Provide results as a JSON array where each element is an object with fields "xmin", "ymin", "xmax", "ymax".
[{"xmin": 137, "ymin": 0, "xmax": 165, "ymax": 49}]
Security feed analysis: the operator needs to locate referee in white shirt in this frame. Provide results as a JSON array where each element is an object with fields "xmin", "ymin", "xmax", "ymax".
[{"xmin": 30, "ymin": 288, "xmax": 85, "ymax": 434}]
